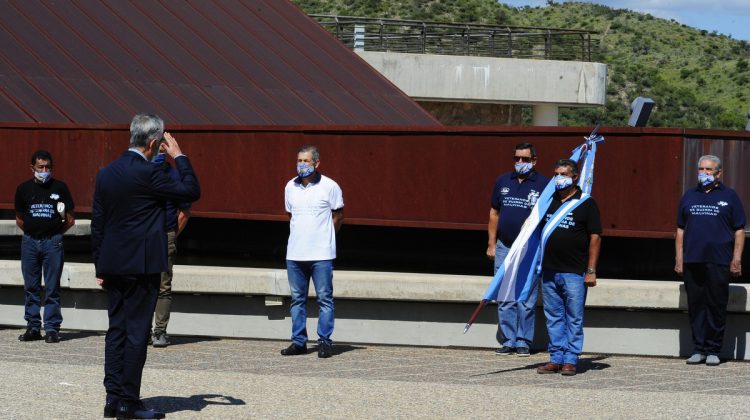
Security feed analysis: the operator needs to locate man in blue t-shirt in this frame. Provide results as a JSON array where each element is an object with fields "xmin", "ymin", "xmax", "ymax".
[
  {"xmin": 487, "ymin": 143, "xmax": 549, "ymax": 357},
  {"xmin": 676, "ymin": 154, "xmax": 746, "ymax": 367}
]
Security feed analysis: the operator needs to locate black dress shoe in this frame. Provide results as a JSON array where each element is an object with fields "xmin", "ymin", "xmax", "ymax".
[
  {"xmin": 44, "ymin": 330, "xmax": 60, "ymax": 343},
  {"xmin": 104, "ymin": 400, "xmax": 119, "ymax": 418},
  {"xmin": 280, "ymin": 343, "xmax": 307, "ymax": 356},
  {"xmin": 318, "ymin": 342, "xmax": 333, "ymax": 359},
  {"xmin": 116, "ymin": 401, "xmax": 165, "ymax": 419},
  {"xmin": 18, "ymin": 328, "xmax": 42, "ymax": 341}
]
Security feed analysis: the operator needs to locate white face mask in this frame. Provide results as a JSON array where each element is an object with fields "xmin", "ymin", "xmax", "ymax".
[
  {"xmin": 554, "ymin": 174, "xmax": 573, "ymax": 190},
  {"xmin": 34, "ymin": 171, "xmax": 52, "ymax": 184}
]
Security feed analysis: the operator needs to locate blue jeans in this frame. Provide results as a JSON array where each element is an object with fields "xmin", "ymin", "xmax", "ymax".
[
  {"xmin": 541, "ymin": 271, "xmax": 587, "ymax": 365},
  {"xmin": 494, "ymin": 240, "xmax": 538, "ymax": 349},
  {"xmin": 21, "ymin": 234, "xmax": 64, "ymax": 332},
  {"xmin": 286, "ymin": 260, "xmax": 335, "ymax": 346}
]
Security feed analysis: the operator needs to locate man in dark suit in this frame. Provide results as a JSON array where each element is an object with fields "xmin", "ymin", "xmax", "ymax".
[{"xmin": 92, "ymin": 113, "xmax": 200, "ymax": 419}]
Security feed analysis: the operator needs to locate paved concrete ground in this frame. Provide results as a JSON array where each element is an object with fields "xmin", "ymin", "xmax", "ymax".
[{"xmin": 1, "ymin": 327, "xmax": 749, "ymax": 419}]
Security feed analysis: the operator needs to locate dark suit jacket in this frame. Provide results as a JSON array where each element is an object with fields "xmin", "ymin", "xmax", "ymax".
[{"xmin": 91, "ymin": 151, "xmax": 200, "ymax": 277}]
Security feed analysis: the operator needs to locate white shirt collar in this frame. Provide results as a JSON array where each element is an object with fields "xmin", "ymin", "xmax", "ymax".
[{"xmin": 128, "ymin": 148, "xmax": 148, "ymax": 161}]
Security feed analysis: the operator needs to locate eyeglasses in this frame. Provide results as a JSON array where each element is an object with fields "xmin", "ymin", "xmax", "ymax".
[
  {"xmin": 697, "ymin": 167, "xmax": 717, "ymax": 172},
  {"xmin": 513, "ymin": 156, "xmax": 533, "ymax": 163}
]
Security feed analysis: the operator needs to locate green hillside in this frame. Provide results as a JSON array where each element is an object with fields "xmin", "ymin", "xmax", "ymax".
[{"xmin": 293, "ymin": 0, "xmax": 750, "ymax": 129}]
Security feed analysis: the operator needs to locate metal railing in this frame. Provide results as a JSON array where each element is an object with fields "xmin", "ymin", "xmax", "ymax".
[{"xmin": 310, "ymin": 15, "xmax": 598, "ymax": 62}]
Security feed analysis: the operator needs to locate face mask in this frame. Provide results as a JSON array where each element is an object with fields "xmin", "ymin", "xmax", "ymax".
[
  {"xmin": 698, "ymin": 172, "xmax": 715, "ymax": 187},
  {"xmin": 514, "ymin": 162, "xmax": 533, "ymax": 175},
  {"xmin": 152, "ymin": 153, "xmax": 166, "ymax": 165},
  {"xmin": 34, "ymin": 171, "xmax": 52, "ymax": 184},
  {"xmin": 297, "ymin": 163, "xmax": 315, "ymax": 178},
  {"xmin": 554, "ymin": 174, "xmax": 573, "ymax": 191}
]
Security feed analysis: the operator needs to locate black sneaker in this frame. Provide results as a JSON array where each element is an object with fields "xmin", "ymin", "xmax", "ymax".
[
  {"xmin": 494, "ymin": 346, "xmax": 515, "ymax": 355},
  {"xmin": 18, "ymin": 328, "xmax": 42, "ymax": 342},
  {"xmin": 516, "ymin": 347, "xmax": 530, "ymax": 357},
  {"xmin": 318, "ymin": 342, "xmax": 333, "ymax": 359},
  {"xmin": 44, "ymin": 331, "xmax": 60, "ymax": 343},
  {"xmin": 280, "ymin": 343, "xmax": 307, "ymax": 356}
]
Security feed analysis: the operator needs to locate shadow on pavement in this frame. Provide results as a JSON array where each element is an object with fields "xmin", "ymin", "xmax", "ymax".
[
  {"xmin": 166, "ymin": 336, "xmax": 222, "ymax": 346},
  {"xmin": 332, "ymin": 344, "xmax": 365, "ymax": 355},
  {"xmin": 576, "ymin": 355, "xmax": 611, "ymax": 373},
  {"xmin": 144, "ymin": 394, "xmax": 245, "ymax": 414},
  {"xmin": 59, "ymin": 330, "xmax": 104, "ymax": 341},
  {"xmin": 471, "ymin": 355, "xmax": 611, "ymax": 377}
]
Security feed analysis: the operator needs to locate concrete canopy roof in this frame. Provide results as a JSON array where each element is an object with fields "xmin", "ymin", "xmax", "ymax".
[{"xmin": 0, "ymin": 0, "xmax": 438, "ymax": 126}]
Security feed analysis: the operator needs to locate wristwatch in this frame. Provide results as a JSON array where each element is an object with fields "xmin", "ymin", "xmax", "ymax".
[{"xmin": 586, "ymin": 267, "xmax": 596, "ymax": 274}]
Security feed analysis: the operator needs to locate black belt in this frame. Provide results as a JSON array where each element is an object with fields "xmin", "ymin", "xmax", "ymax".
[{"xmin": 27, "ymin": 233, "xmax": 61, "ymax": 240}]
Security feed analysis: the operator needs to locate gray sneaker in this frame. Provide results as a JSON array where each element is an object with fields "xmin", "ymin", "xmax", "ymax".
[
  {"xmin": 152, "ymin": 333, "xmax": 170, "ymax": 348},
  {"xmin": 706, "ymin": 355, "xmax": 720, "ymax": 366},
  {"xmin": 686, "ymin": 353, "xmax": 706, "ymax": 364}
]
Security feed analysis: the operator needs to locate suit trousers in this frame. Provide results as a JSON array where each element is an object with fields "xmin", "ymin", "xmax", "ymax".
[
  {"xmin": 683, "ymin": 263, "xmax": 730, "ymax": 356},
  {"xmin": 103, "ymin": 274, "xmax": 160, "ymax": 403}
]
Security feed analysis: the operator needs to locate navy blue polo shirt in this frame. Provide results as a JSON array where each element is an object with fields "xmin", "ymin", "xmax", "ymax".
[
  {"xmin": 677, "ymin": 183, "xmax": 746, "ymax": 265},
  {"xmin": 490, "ymin": 170, "xmax": 549, "ymax": 247}
]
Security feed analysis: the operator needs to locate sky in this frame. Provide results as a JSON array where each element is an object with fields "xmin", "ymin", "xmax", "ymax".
[{"xmin": 501, "ymin": 0, "xmax": 750, "ymax": 41}]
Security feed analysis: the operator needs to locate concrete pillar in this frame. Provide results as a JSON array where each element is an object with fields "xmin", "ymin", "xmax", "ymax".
[{"xmin": 532, "ymin": 104, "xmax": 559, "ymax": 126}]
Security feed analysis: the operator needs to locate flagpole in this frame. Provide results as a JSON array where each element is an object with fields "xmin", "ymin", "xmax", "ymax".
[{"xmin": 463, "ymin": 299, "xmax": 487, "ymax": 333}]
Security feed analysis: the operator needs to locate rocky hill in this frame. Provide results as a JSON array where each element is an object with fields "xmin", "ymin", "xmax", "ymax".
[{"xmin": 293, "ymin": 0, "xmax": 750, "ymax": 129}]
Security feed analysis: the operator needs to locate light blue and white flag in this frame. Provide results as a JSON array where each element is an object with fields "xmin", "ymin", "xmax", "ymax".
[{"xmin": 481, "ymin": 129, "xmax": 604, "ymax": 304}]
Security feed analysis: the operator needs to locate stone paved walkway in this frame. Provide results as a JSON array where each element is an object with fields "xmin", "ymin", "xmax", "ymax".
[{"xmin": 1, "ymin": 327, "xmax": 749, "ymax": 419}]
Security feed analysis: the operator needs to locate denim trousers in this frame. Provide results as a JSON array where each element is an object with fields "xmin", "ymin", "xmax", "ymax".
[
  {"xmin": 21, "ymin": 234, "xmax": 64, "ymax": 332},
  {"xmin": 494, "ymin": 240, "xmax": 538, "ymax": 349},
  {"xmin": 541, "ymin": 271, "xmax": 587, "ymax": 365},
  {"xmin": 286, "ymin": 259, "xmax": 335, "ymax": 346}
]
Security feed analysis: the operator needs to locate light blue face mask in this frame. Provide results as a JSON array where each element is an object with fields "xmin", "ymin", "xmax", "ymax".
[
  {"xmin": 554, "ymin": 174, "xmax": 573, "ymax": 190},
  {"xmin": 514, "ymin": 162, "xmax": 533, "ymax": 175},
  {"xmin": 34, "ymin": 171, "xmax": 52, "ymax": 184},
  {"xmin": 698, "ymin": 172, "xmax": 715, "ymax": 187},
  {"xmin": 297, "ymin": 162, "xmax": 315, "ymax": 178}
]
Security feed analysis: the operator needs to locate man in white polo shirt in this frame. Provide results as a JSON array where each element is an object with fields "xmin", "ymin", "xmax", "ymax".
[{"xmin": 280, "ymin": 145, "xmax": 344, "ymax": 359}]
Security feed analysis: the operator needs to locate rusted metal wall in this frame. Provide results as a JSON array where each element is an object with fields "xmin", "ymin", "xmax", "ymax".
[{"xmin": 2, "ymin": 124, "xmax": 748, "ymax": 238}]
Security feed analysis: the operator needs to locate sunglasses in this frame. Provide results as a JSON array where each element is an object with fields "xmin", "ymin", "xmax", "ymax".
[{"xmin": 513, "ymin": 156, "xmax": 533, "ymax": 163}]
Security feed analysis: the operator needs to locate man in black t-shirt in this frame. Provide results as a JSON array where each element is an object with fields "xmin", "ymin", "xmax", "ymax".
[
  {"xmin": 536, "ymin": 159, "xmax": 601, "ymax": 377},
  {"xmin": 14, "ymin": 150, "xmax": 75, "ymax": 343}
]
